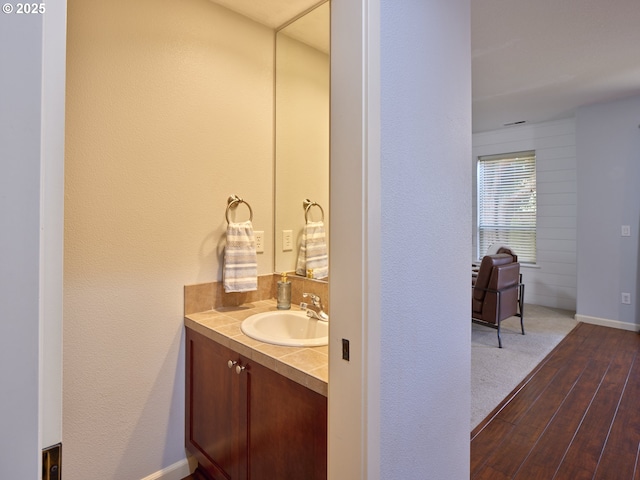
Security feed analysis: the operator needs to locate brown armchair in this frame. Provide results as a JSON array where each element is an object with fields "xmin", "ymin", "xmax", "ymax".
[{"xmin": 472, "ymin": 253, "xmax": 524, "ymax": 348}]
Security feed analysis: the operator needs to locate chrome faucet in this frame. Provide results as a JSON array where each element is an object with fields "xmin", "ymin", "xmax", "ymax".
[{"xmin": 300, "ymin": 293, "xmax": 329, "ymax": 322}]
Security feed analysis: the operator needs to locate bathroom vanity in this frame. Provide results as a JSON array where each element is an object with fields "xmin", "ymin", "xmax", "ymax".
[{"xmin": 185, "ymin": 300, "xmax": 328, "ymax": 479}]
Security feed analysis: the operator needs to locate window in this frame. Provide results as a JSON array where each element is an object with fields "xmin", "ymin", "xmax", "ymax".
[{"xmin": 477, "ymin": 150, "xmax": 536, "ymax": 263}]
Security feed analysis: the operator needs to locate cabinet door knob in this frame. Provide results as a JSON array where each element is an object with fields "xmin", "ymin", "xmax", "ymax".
[
  {"xmin": 227, "ymin": 360, "xmax": 237, "ymax": 369},
  {"xmin": 235, "ymin": 364, "xmax": 246, "ymax": 375}
]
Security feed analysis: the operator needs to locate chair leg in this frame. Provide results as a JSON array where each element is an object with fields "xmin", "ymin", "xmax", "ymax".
[
  {"xmin": 495, "ymin": 290, "xmax": 503, "ymax": 348},
  {"xmin": 519, "ymin": 283, "xmax": 525, "ymax": 335}
]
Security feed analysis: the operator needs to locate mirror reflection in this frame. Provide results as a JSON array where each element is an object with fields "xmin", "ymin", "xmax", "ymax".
[{"xmin": 274, "ymin": 1, "xmax": 330, "ymax": 279}]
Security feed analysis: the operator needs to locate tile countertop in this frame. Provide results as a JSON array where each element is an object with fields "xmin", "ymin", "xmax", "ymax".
[{"xmin": 184, "ymin": 300, "xmax": 328, "ymax": 397}]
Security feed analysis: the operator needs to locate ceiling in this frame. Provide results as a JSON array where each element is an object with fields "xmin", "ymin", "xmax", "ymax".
[
  {"xmin": 209, "ymin": 0, "xmax": 322, "ymax": 29},
  {"xmin": 210, "ymin": 0, "xmax": 640, "ymax": 133},
  {"xmin": 472, "ymin": 0, "xmax": 640, "ymax": 132},
  {"xmin": 279, "ymin": 2, "xmax": 329, "ymax": 54}
]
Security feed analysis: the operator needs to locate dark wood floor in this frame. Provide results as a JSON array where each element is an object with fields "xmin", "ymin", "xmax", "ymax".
[
  {"xmin": 183, "ymin": 469, "xmax": 208, "ymax": 480},
  {"xmin": 472, "ymin": 321, "xmax": 640, "ymax": 479}
]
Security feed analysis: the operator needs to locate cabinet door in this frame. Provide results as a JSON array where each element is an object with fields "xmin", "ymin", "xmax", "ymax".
[
  {"xmin": 247, "ymin": 361, "xmax": 327, "ymax": 479},
  {"xmin": 186, "ymin": 329, "xmax": 248, "ymax": 480}
]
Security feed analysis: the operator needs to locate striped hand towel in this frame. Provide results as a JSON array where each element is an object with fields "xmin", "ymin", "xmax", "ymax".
[
  {"xmin": 295, "ymin": 221, "xmax": 328, "ymax": 280},
  {"xmin": 223, "ymin": 220, "xmax": 258, "ymax": 293}
]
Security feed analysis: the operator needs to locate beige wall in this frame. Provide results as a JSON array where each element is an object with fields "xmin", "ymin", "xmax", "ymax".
[{"xmin": 64, "ymin": 0, "xmax": 273, "ymax": 478}]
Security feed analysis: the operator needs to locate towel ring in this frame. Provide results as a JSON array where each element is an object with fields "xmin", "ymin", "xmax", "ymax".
[
  {"xmin": 303, "ymin": 199, "xmax": 324, "ymax": 223},
  {"xmin": 226, "ymin": 195, "xmax": 253, "ymax": 224}
]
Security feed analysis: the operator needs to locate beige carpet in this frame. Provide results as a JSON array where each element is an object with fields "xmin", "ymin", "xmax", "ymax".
[{"xmin": 471, "ymin": 304, "xmax": 578, "ymax": 429}]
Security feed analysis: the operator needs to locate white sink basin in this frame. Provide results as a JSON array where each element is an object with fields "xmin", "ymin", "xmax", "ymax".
[{"xmin": 241, "ymin": 310, "xmax": 328, "ymax": 347}]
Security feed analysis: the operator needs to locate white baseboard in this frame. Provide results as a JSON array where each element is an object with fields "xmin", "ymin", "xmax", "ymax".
[
  {"xmin": 575, "ymin": 313, "xmax": 638, "ymax": 332},
  {"xmin": 141, "ymin": 456, "xmax": 196, "ymax": 480}
]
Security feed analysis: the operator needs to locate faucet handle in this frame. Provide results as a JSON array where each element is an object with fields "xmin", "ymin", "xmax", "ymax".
[{"xmin": 302, "ymin": 292, "xmax": 321, "ymax": 306}]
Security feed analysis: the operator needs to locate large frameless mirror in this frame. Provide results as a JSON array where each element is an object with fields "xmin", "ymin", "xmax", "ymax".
[{"xmin": 273, "ymin": 1, "xmax": 330, "ymax": 280}]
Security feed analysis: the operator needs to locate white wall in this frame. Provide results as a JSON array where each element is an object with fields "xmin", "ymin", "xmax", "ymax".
[
  {"xmin": 64, "ymin": 1, "xmax": 273, "ymax": 478},
  {"xmin": 328, "ymin": 0, "xmax": 372, "ymax": 476},
  {"xmin": 1, "ymin": 3, "xmax": 66, "ymax": 478},
  {"xmin": 378, "ymin": 1, "xmax": 471, "ymax": 476},
  {"xmin": 0, "ymin": 12, "xmax": 43, "ymax": 480},
  {"xmin": 576, "ymin": 95, "xmax": 640, "ymax": 329},
  {"xmin": 41, "ymin": 0, "xmax": 67, "ymax": 451},
  {"xmin": 473, "ymin": 119, "xmax": 578, "ymax": 310},
  {"xmin": 330, "ymin": 0, "xmax": 471, "ymax": 477}
]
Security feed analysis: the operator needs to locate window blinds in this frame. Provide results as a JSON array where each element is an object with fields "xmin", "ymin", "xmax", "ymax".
[{"xmin": 478, "ymin": 150, "xmax": 536, "ymax": 263}]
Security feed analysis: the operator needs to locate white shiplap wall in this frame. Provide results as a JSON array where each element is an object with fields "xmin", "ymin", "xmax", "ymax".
[{"xmin": 472, "ymin": 119, "xmax": 577, "ymax": 311}]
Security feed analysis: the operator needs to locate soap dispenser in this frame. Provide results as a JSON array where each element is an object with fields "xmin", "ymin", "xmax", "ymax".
[{"xmin": 277, "ymin": 272, "xmax": 291, "ymax": 310}]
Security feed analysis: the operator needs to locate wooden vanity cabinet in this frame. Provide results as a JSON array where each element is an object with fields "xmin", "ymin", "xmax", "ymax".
[
  {"xmin": 186, "ymin": 328, "xmax": 327, "ymax": 480},
  {"xmin": 186, "ymin": 328, "xmax": 248, "ymax": 479}
]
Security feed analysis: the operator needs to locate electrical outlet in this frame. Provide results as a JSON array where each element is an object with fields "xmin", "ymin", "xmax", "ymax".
[
  {"xmin": 282, "ymin": 230, "xmax": 293, "ymax": 251},
  {"xmin": 622, "ymin": 225, "xmax": 631, "ymax": 237},
  {"xmin": 254, "ymin": 231, "xmax": 264, "ymax": 253},
  {"xmin": 622, "ymin": 292, "xmax": 631, "ymax": 305}
]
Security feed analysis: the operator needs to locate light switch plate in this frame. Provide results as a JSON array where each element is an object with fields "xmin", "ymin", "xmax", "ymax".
[
  {"xmin": 622, "ymin": 225, "xmax": 631, "ymax": 237},
  {"xmin": 622, "ymin": 292, "xmax": 631, "ymax": 305},
  {"xmin": 254, "ymin": 231, "xmax": 264, "ymax": 253},
  {"xmin": 283, "ymin": 230, "xmax": 293, "ymax": 251}
]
